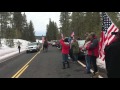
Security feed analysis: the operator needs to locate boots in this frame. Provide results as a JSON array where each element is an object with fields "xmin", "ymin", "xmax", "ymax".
[
  {"xmin": 63, "ymin": 62, "xmax": 66, "ymax": 69},
  {"xmin": 62, "ymin": 61, "xmax": 70, "ymax": 69},
  {"xmin": 67, "ymin": 61, "xmax": 70, "ymax": 68},
  {"xmin": 91, "ymin": 72, "xmax": 99, "ymax": 78}
]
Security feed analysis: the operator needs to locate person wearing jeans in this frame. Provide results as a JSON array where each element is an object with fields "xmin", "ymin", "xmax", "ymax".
[
  {"xmin": 71, "ymin": 38, "xmax": 79, "ymax": 62},
  {"xmin": 60, "ymin": 38, "xmax": 70, "ymax": 69},
  {"xmin": 90, "ymin": 56, "xmax": 98, "ymax": 73},
  {"xmin": 86, "ymin": 32, "xmax": 99, "ymax": 77},
  {"xmin": 83, "ymin": 36, "xmax": 91, "ymax": 74},
  {"xmin": 85, "ymin": 55, "xmax": 91, "ymax": 73},
  {"xmin": 62, "ymin": 54, "xmax": 69, "ymax": 68}
]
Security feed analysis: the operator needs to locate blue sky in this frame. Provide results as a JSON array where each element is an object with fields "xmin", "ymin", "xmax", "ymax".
[{"xmin": 25, "ymin": 12, "xmax": 60, "ymax": 36}]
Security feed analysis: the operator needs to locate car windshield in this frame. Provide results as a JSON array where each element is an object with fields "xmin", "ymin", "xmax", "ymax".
[{"xmin": 28, "ymin": 42, "xmax": 38, "ymax": 46}]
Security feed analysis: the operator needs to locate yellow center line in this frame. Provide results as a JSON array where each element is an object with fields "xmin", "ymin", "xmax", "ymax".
[
  {"xmin": 11, "ymin": 48, "xmax": 42, "ymax": 78},
  {"xmin": 11, "ymin": 63, "xmax": 29, "ymax": 78},
  {"xmin": 15, "ymin": 65, "xmax": 29, "ymax": 78}
]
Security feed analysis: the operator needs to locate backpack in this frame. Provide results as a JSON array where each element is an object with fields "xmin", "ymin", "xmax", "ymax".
[{"xmin": 72, "ymin": 42, "xmax": 79, "ymax": 54}]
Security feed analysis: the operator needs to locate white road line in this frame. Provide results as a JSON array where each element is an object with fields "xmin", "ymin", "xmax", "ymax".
[
  {"xmin": 77, "ymin": 60, "xmax": 86, "ymax": 68},
  {"xmin": 77, "ymin": 60, "xmax": 103, "ymax": 78}
]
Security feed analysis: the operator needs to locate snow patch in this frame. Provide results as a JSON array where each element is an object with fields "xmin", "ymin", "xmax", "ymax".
[{"xmin": 0, "ymin": 39, "xmax": 30, "ymax": 61}]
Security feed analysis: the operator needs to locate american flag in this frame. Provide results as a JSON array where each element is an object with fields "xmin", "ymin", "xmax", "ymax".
[
  {"xmin": 42, "ymin": 36, "xmax": 44, "ymax": 43},
  {"xmin": 71, "ymin": 32, "xmax": 75, "ymax": 39},
  {"xmin": 99, "ymin": 12, "xmax": 119, "ymax": 61}
]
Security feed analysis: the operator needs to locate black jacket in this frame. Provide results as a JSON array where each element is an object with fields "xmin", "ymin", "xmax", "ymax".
[{"xmin": 105, "ymin": 39, "xmax": 120, "ymax": 78}]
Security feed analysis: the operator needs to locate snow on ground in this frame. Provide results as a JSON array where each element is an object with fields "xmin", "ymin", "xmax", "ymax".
[
  {"xmin": 36, "ymin": 39, "xmax": 42, "ymax": 43},
  {"xmin": 0, "ymin": 39, "xmax": 30, "ymax": 61}
]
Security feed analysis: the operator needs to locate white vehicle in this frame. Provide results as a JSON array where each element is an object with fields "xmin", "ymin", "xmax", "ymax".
[
  {"xmin": 77, "ymin": 40, "xmax": 86, "ymax": 60},
  {"xmin": 26, "ymin": 42, "xmax": 40, "ymax": 53},
  {"xmin": 77, "ymin": 40, "xmax": 85, "ymax": 49},
  {"xmin": 52, "ymin": 42, "xmax": 56, "ymax": 46}
]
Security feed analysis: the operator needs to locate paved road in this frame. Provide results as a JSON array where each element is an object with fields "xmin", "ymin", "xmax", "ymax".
[{"xmin": 0, "ymin": 46, "xmax": 92, "ymax": 78}]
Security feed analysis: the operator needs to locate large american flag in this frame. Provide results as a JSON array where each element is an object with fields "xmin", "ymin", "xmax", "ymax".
[{"xmin": 99, "ymin": 12, "xmax": 119, "ymax": 61}]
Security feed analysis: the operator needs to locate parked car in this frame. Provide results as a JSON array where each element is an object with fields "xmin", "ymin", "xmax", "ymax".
[
  {"xmin": 26, "ymin": 42, "xmax": 40, "ymax": 53},
  {"xmin": 51, "ymin": 41, "xmax": 56, "ymax": 47},
  {"xmin": 77, "ymin": 40, "xmax": 85, "ymax": 61},
  {"xmin": 57, "ymin": 40, "xmax": 62, "ymax": 50}
]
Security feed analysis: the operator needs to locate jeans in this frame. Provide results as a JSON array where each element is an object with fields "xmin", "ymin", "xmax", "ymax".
[
  {"xmin": 18, "ymin": 48, "xmax": 20, "ymax": 53},
  {"xmin": 69, "ymin": 49, "xmax": 74, "ymax": 60},
  {"xmin": 85, "ymin": 55, "xmax": 91, "ymax": 73},
  {"xmin": 62, "ymin": 54, "xmax": 68, "ymax": 62},
  {"xmin": 73, "ymin": 53, "xmax": 78, "ymax": 61},
  {"xmin": 90, "ymin": 56, "xmax": 98, "ymax": 74}
]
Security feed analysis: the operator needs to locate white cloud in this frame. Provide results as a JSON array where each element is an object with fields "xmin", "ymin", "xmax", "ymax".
[{"xmin": 25, "ymin": 12, "xmax": 60, "ymax": 36}]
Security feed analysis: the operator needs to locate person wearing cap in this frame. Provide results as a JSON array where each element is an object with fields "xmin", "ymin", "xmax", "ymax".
[
  {"xmin": 60, "ymin": 37, "xmax": 70, "ymax": 69},
  {"xmin": 86, "ymin": 32, "xmax": 99, "ymax": 77},
  {"xmin": 69, "ymin": 37, "xmax": 74, "ymax": 62},
  {"xmin": 105, "ymin": 31, "xmax": 120, "ymax": 78}
]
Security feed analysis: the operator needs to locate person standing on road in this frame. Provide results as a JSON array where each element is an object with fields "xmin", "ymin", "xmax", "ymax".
[
  {"xmin": 86, "ymin": 32, "xmax": 99, "ymax": 77},
  {"xmin": 60, "ymin": 37, "xmax": 70, "ymax": 69},
  {"xmin": 105, "ymin": 31, "xmax": 120, "ymax": 78},
  {"xmin": 18, "ymin": 45, "xmax": 21, "ymax": 53},
  {"xmin": 43, "ymin": 37, "xmax": 48, "ymax": 52},
  {"xmin": 82, "ymin": 35, "xmax": 91, "ymax": 74},
  {"xmin": 17, "ymin": 41, "xmax": 21, "ymax": 53},
  {"xmin": 71, "ymin": 38, "xmax": 79, "ymax": 63},
  {"xmin": 69, "ymin": 37, "xmax": 74, "ymax": 62}
]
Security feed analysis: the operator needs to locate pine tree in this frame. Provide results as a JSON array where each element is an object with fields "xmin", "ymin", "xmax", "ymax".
[
  {"xmin": 28, "ymin": 20, "xmax": 36, "ymax": 42},
  {"xmin": 59, "ymin": 12, "xmax": 70, "ymax": 37},
  {"xmin": 0, "ymin": 12, "xmax": 10, "ymax": 38},
  {"xmin": 21, "ymin": 13, "xmax": 28, "ymax": 40},
  {"xmin": 46, "ymin": 19, "xmax": 58, "ymax": 41},
  {"xmin": 13, "ymin": 12, "xmax": 23, "ymax": 39},
  {"xmin": 70, "ymin": 12, "xmax": 85, "ymax": 38},
  {"xmin": 107, "ymin": 12, "xmax": 120, "ymax": 28}
]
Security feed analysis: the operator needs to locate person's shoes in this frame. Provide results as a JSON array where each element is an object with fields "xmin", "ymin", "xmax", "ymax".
[
  {"xmin": 91, "ymin": 72, "xmax": 99, "ymax": 78},
  {"xmin": 67, "ymin": 61, "xmax": 70, "ymax": 68},
  {"xmin": 63, "ymin": 62, "xmax": 66, "ymax": 69}
]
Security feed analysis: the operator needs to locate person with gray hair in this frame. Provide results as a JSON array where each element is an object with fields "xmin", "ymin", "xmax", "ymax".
[
  {"xmin": 86, "ymin": 32, "xmax": 99, "ymax": 78},
  {"xmin": 82, "ymin": 35, "xmax": 91, "ymax": 74}
]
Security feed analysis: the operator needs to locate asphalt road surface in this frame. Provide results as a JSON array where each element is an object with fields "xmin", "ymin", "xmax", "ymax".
[{"xmin": 0, "ymin": 46, "xmax": 92, "ymax": 78}]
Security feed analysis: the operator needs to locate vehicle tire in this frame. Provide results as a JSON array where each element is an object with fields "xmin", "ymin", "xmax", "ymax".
[
  {"xmin": 36, "ymin": 49, "xmax": 38, "ymax": 52},
  {"xmin": 26, "ymin": 51, "xmax": 29, "ymax": 54}
]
